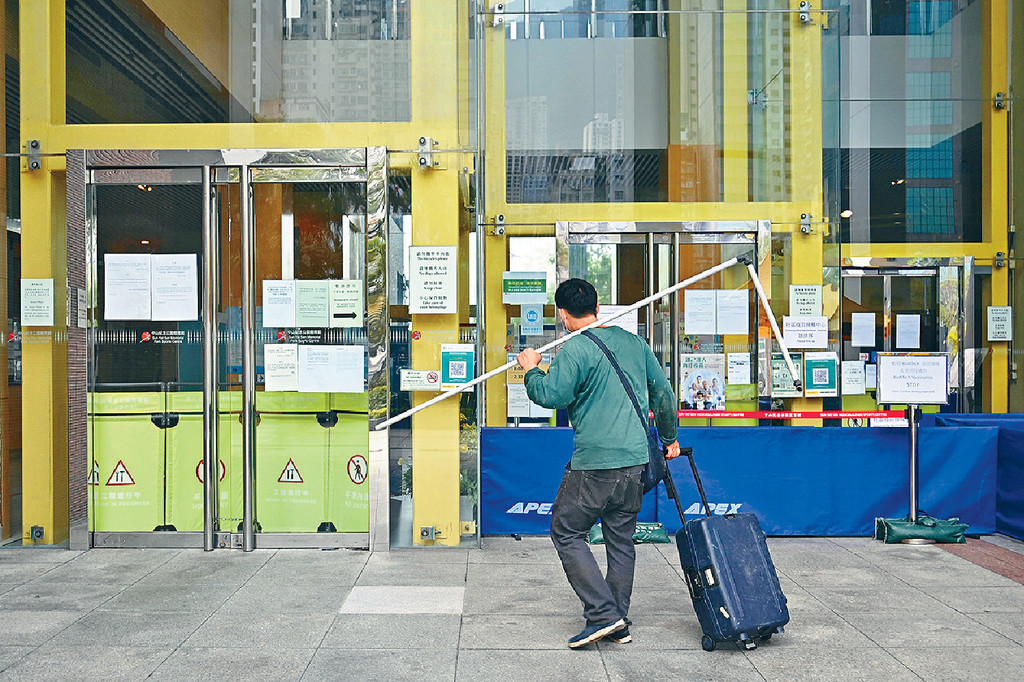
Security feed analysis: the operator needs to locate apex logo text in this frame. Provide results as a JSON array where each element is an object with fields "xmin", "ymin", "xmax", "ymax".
[{"xmin": 685, "ymin": 503, "xmax": 743, "ymax": 516}]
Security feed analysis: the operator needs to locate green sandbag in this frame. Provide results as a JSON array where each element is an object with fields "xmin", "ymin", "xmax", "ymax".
[
  {"xmin": 589, "ymin": 521, "xmax": 671, "ymax": 545},
  {"xmin": 874, "ymin": 515, "xmax": 968, "ymax": 544}
]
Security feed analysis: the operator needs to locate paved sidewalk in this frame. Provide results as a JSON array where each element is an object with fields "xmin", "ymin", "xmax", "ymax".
[{"xmin": 1, "ymin": 534, "xmax": 1023, "ymax": 681}]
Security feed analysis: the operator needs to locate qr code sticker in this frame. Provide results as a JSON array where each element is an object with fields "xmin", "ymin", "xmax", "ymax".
[
  {"xmin": 812, "ymin": 368, "xmax": 828, "ymax": 384},
  {"xmin": 449, "ymin": 361, "xmax": 467, "ymax": 379}
]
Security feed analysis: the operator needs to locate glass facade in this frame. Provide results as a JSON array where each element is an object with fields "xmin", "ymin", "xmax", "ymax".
[{"xmin": 1, "ymin": 0, "xmax": 1017, "ymax": 547}]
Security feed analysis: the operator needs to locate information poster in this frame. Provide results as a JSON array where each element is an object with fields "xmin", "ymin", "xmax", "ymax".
[
  {"xmin": 295, "ymin": 280, "xmax": 330, "ymax": 327},
  {"xmin": 151, "ymin": 254, "xmax": 199, "ymax": 321},
  {"xmin": 262, "ymin": 280, "xmax": 297, "ymax": 328},
  {"xmin": 803, "ymin": 351, "xmax": 839, "ymax": 398},
  {"xmin": 876, "ymin": 353, "xmax": 948, "ymax": 405},
  {"xmin": 789, "ymin": 285, "xmax": 822, "ymax": 317},
  {"xmin": 410, "ymin": 246, "xmax": 457, "ymax": 314},
  {"xmin": 727, "ymin": 352, "xmax": 751, "ymax": 385},
  {"xmin": 783, "ymin": 316, "xmax": 828, "ymax": 349},
  {"xmin": 716, "ymin": 290, "xmax": 748, "ymax": 335},
  {"xmin": 502, "ymin": 271, "xmax": 547, "ymax": 304},
  {"xmin": 21, "ymin": 278, "xmax": 55, "ymax": 326},
  {"xmin": 521, "ymin": 304, "xmax": 543, "ymax": 336},
  {"xmin": 264, "ymin": 344, "xmax": 299, "ymax": 392},
  {"xmin": 851, "ymin": 313, "xmax": 876, "ymax": 347},
  {"xmin": 400, "ymin": 369, "xmax": 442, "ymax": 392},
  {"xmin": 329, "ymin": 279, "xmax": 364, "ymax": 328},
  {"xmin": 771, "ymin": 352, "xmax": 804, "ymax": 398},
  {"xmin": 296, "ymin": 345, "xmax": 364, "ymax": 393},
  {"xmin": 680, "ymin": 354, "xmax": 726, "ymax": 410},
  {"xmin": 596, "ymin": 305, "xmax": 639, "ymax": 335},
  {"xmin": 988, "ymin": 306, "xmax": 1012, "ymax": 342},
  {"xmin": 895, "ymin": 314, "xmax": 921, "ymax": 349},
  {"xmin": 104, "ymin": 254, "xmax": 151, "ymax": 320},
  {"xmin": 684, "ymin": 290, "xmax": 717, "ymax": 335},
  {"xmin": 441, "ymin": 343, "xmax": 475, "ymax": 389},
  {"xmin": 841, "ymin": 361, "xmax": 866, "ymax": 395}
]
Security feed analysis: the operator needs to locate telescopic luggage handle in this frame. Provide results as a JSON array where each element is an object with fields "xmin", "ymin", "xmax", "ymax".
[{"xmin": 663, "ymin": 447, "xmax": 713, "ymax": 525}]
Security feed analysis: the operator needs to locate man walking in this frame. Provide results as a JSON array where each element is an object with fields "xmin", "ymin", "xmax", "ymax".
[{"xmin": 517, "ymin": 278, "xmax": 680, "ymax": 649}]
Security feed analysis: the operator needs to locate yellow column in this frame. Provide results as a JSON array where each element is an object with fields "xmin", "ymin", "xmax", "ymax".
[
  {"xmin": 408, "ymin": 0, "xmax": 462, "ymax": 545},
  {"xmin": 983, "ymin": 0, "xmax": 1009, "ymax": 412},
  {"xmin": 19, "ymin": 0, "xmax": 68, "ymax": 544},
  {"xmin": 722, "ymin": 0, "xmax": 749, "ymax": 201}
]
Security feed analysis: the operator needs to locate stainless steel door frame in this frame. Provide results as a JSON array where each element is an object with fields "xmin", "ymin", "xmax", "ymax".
[
  {"xmin": 75, "ymin": 148, "xmax": 388, "ymax": 551},
  {"xmin": 555, "ymin": 220, "xmax": 770, "ymax": 395}
]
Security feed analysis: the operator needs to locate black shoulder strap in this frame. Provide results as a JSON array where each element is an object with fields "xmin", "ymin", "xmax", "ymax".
[{"xmin": 581, "ymin": 330, "xmax": 650, "ymax": 432}]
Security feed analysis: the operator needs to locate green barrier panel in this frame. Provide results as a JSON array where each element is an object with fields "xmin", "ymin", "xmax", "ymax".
[
  {"xmin": 328, "ymin": 412, "xmax": 370, "ymax": 532},
  {"xmin": 91, "ymin": 391, "xmax": 164, "ymax": 415},
  {"xmin": 89, "ymin": 414, "xmax": 166, "ymax": 532}
]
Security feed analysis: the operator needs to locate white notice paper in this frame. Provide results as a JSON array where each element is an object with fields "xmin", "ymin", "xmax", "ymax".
[
  {"xmin": 329, "ymin": 280, "xmax": 364, "ymax": 328},
  {"xmin": 727, "ymin": 353, "xmax": 751, "ymax": 385},
  {"xmin": 104, "ymin": 254, "xmax": 151, "ymax": 320},
  {"xmin": 841, "ymin": 361, "xmax": 866, "ymax": 395},
  {"xmin": 895, "ymin": 314, "xmax": 921, "ymax": 349},
  {"xmin": 987, "ymin": 306, "xmax": 1012, "ymax": 342},
  {"xmin": 789, "ymin": 285, "xmax": 822, "ymax": 317},
  {"xmin": 782, "ymin": 316, "xmax": 829, "ymax": 349},
  {"xmin": 262, "ymin": 280, "xmax": 297, "ymax": 328},
  {"xmin": 684, "ymin": 290, "xmax": 717, "ymax": 335},
  {"xmin": 597, "ymin": 305, "xmax": 639, "ymax": 336},
  {"xmin": 151, "ymin": 254, "xmax": 199, "ymax": 321},
  {"xmin": 21, "ymin": 278, "xmax": 55, "ymax": 326},
  {"xmin": 716, "ymin": 290, "xmax": 749, "ymax": 335},
  {"xmin": 851, "ymin": 313, "xmax": 876, "ymax": 347},
  {"xmin": 295, "ymin": 280, "xmax": 330, "ymax": 327},
  {"xmin": 264, "ymin": 344, "xmax": 299, "ymax": 392},
  {"xmin": 409, "ymin": 246, "xmax": 458, "ymax": 314},
  {"xmin": 297, "ymin": 345, "xmax": 365, "ymax": 393},
  {"xmin": 507, "ymin": 384, "xmax": 531, "ymax": 418},
  {"xmin": 865, "ymin": 364, "xmax": 877, "ymax": 389},
  {"xmin": 76, "ymin": 288, "xmax": 87, "ymax": 328}
]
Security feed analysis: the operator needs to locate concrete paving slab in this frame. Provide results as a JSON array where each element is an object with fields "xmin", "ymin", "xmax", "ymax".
[
  {"xmin": 321, "ymin": 613, "xmax": 461, "ymax": 649},
  {"xmin": 980, "ymin": 535, "xmax": 1024, "ymax": 556},
  {"xmin": 926, "ymin": 585, "xmax": 1024, "ymax": 613},
  {"xmin": 31, "ymin": 561, "xmax": 163, "ymax": 586},
  {"xmin": 779, "ymin": 563, "xmax": 906, "ymax": 588},
  {"xmin": 0, "ymin": 549, "xmax": 83, "ymax": 564},
  {"xmin": 628, "ymin": 587, "xmax": 701, "ymax": 616},
  {"xmin": 150, "ymin": 551, "xmax": 271, "ymax": 584},
  {"xmin": 593, "ymin": 614, "xmax": 705, "ymax": 650},
  {"xmin": 0, "ymin": 564, "xmax": 61, "ymax": 582},
  {"xmin": 151, "ymin": 646, "xmax": 315, "ymax": 681},
  {"xmin": 302, "ymin": 648, "xmax": 457, "ymax": 682},
  {"xmin": 355, "ymin": 561, "xmax": 468, "ymax": 586},
  {"xmin": 970, "ymin": 611, "xmax": 1024, "ymax": 645},
  {"xmin": 0, "ymin": 580, "xmax": 125, "ymax": 611},
  {"xmin": 601, "ymin": 648, "xmax": 763, "ymax": 681},
  {"xmin": 748, "ymin": 646, "xmax": 921, "ymax": 682},
  {"xmin": 456, "ymin": 649, "xmax": 607, "ymax": 682},
  {"xmin": 769, "ymin": 606, "xmax": 878, "ymax": 649},
  {"xmin": 0, "ymin": 610, "xmax": 83, "ymax": 646},
  {"xmin": 187, "ymin": 610, "xmax": 335, "ymax": 649},
  {"xmin": 222, "ymin": 579, "xmax": 350, "ymax": 613},
  {"xmin": 887, "ymin": 561, "xmax": 1021, "ymax": 588},
  {"xmin": 0, "ymin": 645, "xmax": 172, "ymax": 682},
  {"xmin": 366, "ymin": 548, "xmax": 470, "ymax": 565},
  {"xmin": 98, "ymin": 580, "xmax": 229, "ymax": 614},
  {"xmin": 802, "ymin": 584, "xmax": 946, "ymax": 613},
  {"xmin": 842, "ymin": 610, "xmax": 1016, "ymax": 648},
  {"xmin": 0, "ymin": 647, "xmax": 31, "ymax": 674},
  {"xmin": 887, "ymin": 645, "xmax": 1024, "ymax": 682},
  {"xmin": 53, "ymin": 609, "xmax": 207, "ymax": 647},
  {"xmin": 462, "ymin": 585, "xmax": 580, "ymax": 615},
  {"xmin": 460, "ymin": 614, "xmax": 590, "ymax": 650},
  {"xmin": 339, "ymin": 586, "xmax": 463, "ymax": 614},
  {"xmin": 465, "ymin": 561, "xmax": 567, "ymax": 587}
]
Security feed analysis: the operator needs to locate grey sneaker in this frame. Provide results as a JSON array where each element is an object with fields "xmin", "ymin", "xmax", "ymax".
[{"xmin": 568, "ymin": 619, "xmax": 626, "ymax": 649}]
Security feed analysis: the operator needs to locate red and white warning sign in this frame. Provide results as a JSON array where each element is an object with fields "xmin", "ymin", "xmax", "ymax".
[
  {"xmin": 348, "ymin": 455, "xmax": 368, "ymax": 484},
  {"xmin": 106, "ymin": 460, "xmax": 135, "ymax": 486},
  {"xmin": 196, "ymin": 459, "xmax": 227, "ymax": 483},
  {"xmin": 278, "ymin": 458, "xmax": 303, "ymax": 483},
  {"xmin": 88, "ymin": 462, "xmax": 100, "ymax": 486}
]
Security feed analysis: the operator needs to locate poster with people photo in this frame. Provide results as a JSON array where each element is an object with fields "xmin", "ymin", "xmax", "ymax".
[{"xmin": 679, "ymin": 354, "xmax": 727, "ymax": 411}]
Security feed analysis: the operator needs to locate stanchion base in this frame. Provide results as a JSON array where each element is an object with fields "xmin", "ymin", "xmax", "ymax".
[{"xmin": 902, "ymin": 538, "xmax": 937, "ymax": 545}]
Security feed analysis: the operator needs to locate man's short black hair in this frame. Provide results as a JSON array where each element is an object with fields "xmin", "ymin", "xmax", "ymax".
[{"xmin": 555, "ymin": 278, "xmax": 598, "ymax": 318}]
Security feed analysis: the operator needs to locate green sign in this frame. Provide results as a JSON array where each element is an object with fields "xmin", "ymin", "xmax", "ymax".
[
  {"xmin": 771, "ymin": 352, "xmax": 804, "ymax": 398},
  {"xmin": 803, "ymin": 351, "xmax": 839, "ymax": 398},
  {"xmin": 502, "ymin": 271, "xmax": 547, "ymax": 303},
  {"xmin": 441, "ymin": 343, "xmax": 475, "ymax": 388}
]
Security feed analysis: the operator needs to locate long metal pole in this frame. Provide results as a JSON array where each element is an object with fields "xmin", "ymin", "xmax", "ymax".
[
  {"xmin": 908, "ymin": 404, "xmax": 919, "ymax": 523},
  {"xmin": 744, "ymin": 262, "xmax": 802, "ymax": 391},
  {"xmin": 202, "ymin": 166, "xmax": 219, "ymax": 551},
  {"xmin": 376, "ymin": 255, "xmax": 749, "ymax": 430},
  {"xmin": 240, "ymin": 166, "xmax": 256, "ymax": 552}
]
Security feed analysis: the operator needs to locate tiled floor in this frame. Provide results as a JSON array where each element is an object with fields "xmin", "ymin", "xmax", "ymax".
[{"xmin": 0, "ymin": 534, "xmax": 1022, "ymax": 680}]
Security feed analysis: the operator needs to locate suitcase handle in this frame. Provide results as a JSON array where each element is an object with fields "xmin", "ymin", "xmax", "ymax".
[{"xmin": 663, "ymin": 446, "xmax": 713, "ymax": 525}]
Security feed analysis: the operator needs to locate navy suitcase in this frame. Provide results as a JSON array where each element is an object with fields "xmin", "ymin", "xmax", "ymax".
[{"xmin": 664, "ymin": 448, "xmax": 789, "ymax": 651}]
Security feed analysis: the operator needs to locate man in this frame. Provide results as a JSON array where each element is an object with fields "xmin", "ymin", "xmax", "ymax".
[{"xmin": 517, "ymin": 278, "xmax": 680, "ymax": 649}]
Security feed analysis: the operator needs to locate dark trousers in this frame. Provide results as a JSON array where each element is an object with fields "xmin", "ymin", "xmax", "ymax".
[{"xmin": 550, "ymin": 465, "xmax": 644, "ymax": 626}]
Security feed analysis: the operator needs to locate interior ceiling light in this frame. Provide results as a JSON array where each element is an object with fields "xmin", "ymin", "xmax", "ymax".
[
  {"xmin": 840, "ymin": 209, "xmax": 853, "ymax": 218},
  {"xmin": 141, "ymin": 240, "xmax": 150, "ymax": 245}
]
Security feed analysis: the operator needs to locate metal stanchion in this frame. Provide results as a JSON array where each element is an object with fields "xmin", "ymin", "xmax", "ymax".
[{"xmin": 903, "ymin": 404, "xmax": 933, "ymax": 544}]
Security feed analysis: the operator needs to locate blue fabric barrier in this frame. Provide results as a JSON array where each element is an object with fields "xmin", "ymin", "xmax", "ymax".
[
  {"xmin": 480, "ymin": 426, "xmax": 997, "ymax": 536},
  {"xmin": 479, "ymin": 427, "xmax": 657, "ymax": 536},
  {"xmin": 935, "ymin": 415, "xmax": 1024, "ymax": 541}
]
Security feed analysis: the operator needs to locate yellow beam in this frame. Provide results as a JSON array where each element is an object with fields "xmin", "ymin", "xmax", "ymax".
[{"xmin": 842, "ymin": 244, "xmax": 1007, "ymax": 262}]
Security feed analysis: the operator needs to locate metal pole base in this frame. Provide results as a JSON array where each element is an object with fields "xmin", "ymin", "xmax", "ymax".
[{"xmin": 902, "ymin": 538, "xmax": 936, "ymax": 545}]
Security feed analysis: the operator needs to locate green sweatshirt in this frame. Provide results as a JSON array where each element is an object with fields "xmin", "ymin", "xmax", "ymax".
[{"xmin": 523, "ymin": 326, "xmax": 677, "ymax": 470}]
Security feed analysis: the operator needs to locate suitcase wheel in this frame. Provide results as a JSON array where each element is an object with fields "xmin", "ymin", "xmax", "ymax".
[
  {"xmin": 758, "ymin": 633, "xmax": 773, "ymax": 643},
  {"xmin": 743, "ymin": 639, "xmax": 757, "ymax": 651},
  {"xmin": 701, "ymin": 635, "xmax": 716, "ymax": 652}
]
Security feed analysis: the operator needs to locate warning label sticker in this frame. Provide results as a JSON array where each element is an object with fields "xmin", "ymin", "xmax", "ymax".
[
  {"xmin": 106, "ymin": 460, "xmax": 135, "ymax": 486},
  {"xmin": 88, "ymin": 462, "xmax": 100, "ymax": 485},
  {"xmin": 348, "ymin": 455, "xmax": 368, "ymax": 485},
  {"xmin": 278, "ymin": 458, "xmax": 303, "ymax": 483},
  {"xmin": 196, "ymin": 459, "xmax": 227, "ymax": 483}
]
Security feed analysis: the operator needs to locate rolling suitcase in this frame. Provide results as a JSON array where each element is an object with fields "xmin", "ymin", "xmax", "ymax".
[{"xmin": 664, "ymin": 447, "xmax": 789, "ymax": 651}]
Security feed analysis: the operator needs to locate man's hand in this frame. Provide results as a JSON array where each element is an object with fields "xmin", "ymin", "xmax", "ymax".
[
  {"xmin": 517, "ymin": 348, "xmax": 542, "ymax": 372},
  {"xmin": 664, "ymin": 441, "xmax": 681, "ymax": 460}
]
